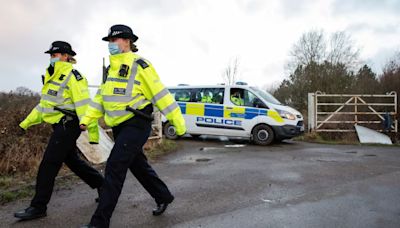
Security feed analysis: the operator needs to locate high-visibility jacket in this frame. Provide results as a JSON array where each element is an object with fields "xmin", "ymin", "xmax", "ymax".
[
  {"xmin": 231, "ymin": 95, "xmax": 244, "ymax": 106},
  {"xmin": 201, "ymin": 94, "xmax": 213, "ymax": 103},
  {"xmin": 19, "ymin": 61, "xmax": 99, "ymax": 143},
  {"xmin": 178, "ymin": 96, "xmax": 190, "ymax": 102},
  {"xmin": 80, "ymin": 52, "xmax": 186, "ymax": 135}
]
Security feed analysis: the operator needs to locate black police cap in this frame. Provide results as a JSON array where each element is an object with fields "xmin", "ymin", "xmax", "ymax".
[
  {"xmin": 44, "ymin": 41, "xmax": 76, "ymax": 56},
  {"xmin": 102, "ymin": 24, "xmax": 139, "ymax": 42}
]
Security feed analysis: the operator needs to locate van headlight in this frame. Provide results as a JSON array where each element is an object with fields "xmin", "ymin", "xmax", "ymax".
[{"xmin": 276, "ymin": 109, "xmax": 296, "ymax": 120}]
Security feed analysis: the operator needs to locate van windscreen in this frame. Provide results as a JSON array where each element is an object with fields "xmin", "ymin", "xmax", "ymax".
[{"xmin": 250, "ymin": 87, "xmax": 282, "ymax": 105}]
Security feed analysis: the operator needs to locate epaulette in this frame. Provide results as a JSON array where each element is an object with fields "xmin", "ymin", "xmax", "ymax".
[
  {"xmin": 72, "ymin": 69, "xmax": 83, "ymax": 81},
  {"xmin": 136, "ymin": 59, "xmax": 149, "ymax": 69}
]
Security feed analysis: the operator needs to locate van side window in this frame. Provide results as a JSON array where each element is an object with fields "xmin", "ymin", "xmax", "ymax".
[
  {"xmin": 230, "ymin": 88, "xmax": 267, "ymax": 108},
  {"xmin": 194, "ymin": 88, "xmax": 224, "ymax": 104},
  {"xmin": 170, "ymin": 89, "xmax": 191, "ymax": 102},
  {"xmin": 212, "ymin": 88, "xmax": 224, "ymax": 104},
  {"xmin": 230, "ymin": 88, "xmax": 245, "ymax": 106}
]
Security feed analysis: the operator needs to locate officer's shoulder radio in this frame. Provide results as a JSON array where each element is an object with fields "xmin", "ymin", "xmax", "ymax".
[{"xmin": 102, "ymin": 57, "xmax": 110, "ymax": 84}]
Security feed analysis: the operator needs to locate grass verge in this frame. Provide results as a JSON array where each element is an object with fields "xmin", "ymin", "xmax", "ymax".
[{"xmin": 144, "ymin": 138, "xmax": 179, "ymax": 161}]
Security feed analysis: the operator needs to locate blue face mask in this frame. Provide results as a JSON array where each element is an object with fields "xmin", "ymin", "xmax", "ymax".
[
  {"xmin": 108, "ymin": 42, "xmax": 122, "ymax": 55},
  {"xmin": 50, "ymin": 57, "xmax": 60, "ymax": 66}
]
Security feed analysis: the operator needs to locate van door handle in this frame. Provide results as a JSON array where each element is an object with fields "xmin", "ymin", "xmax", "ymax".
[{"xmin": 226, "ymin": 107, "xmax": 233, "ymax": 109}]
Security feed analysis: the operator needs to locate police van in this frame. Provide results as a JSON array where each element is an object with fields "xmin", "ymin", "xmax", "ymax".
[{"xmin": 162, "ymin": 83, "xmax": 304, "ymax": 145}]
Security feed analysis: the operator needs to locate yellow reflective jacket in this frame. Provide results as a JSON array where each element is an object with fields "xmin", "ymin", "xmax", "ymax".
[
  {"xmin": 201, "ymin": 94, "xmax": 213, "ymax": 103},
  {"xmin": 80, "ymin": 52, "xmax": 186, "ymax": 135},
  {"xmin": 19, "ymin": 61, "xmax": 100, "ymax": 143},
  {"xmin": 231, "ymin": 95, "xmax": 244, "ymax": 106}
]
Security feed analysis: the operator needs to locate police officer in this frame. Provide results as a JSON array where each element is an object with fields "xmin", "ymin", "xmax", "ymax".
[
  {"xmin": 14, "ymin": 41, "xmax": 104, "ymax": 221},
  {"xmin": 231, "ymin": 90, "xmax": 244, "ymax": 106},
  {"xmin": 79, "ymin": 24, "xmax": 186, "ymax": 228},
  {"xmin": 201, "ymin": 91, "xmax": 213, "ymax": 103},
  {"xmin": 176, "ymin": 90, "xmax": 190, "ymax": 102}
]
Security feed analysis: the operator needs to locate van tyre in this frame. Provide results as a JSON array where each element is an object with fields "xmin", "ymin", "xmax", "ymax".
[
  {"xmin": 252, "ymin": 125, "xmax": 274, "ymax": 145},
  {"xmin": 163, "ymin": 122, "xmax": 178, "ymax": 140}
]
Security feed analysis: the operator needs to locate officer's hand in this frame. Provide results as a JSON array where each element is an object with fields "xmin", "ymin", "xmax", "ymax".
[
  {"xmin": 80, "ymin": 124, "xmax": 87, "ymax": 131},
  {"xmin": 176, "ymin": 131, "xmax": 186, "ymax": 139},
  {"xmin": 17, "ymin": 127, "xmax": 26, "ymax": 136}
]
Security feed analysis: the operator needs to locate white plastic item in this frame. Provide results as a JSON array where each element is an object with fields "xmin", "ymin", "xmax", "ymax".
[
  {"xmin": 355, "ymin": 125, "xmax": 392, "ymax": 145},
  {"xmin": 77, "ymin": 128, "xmax": 114, "ymax": 164}
]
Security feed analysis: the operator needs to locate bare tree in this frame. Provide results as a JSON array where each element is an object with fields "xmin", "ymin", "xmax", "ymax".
[
  {"xmin": 286, "ymin": 29, "xmax": 360, "ymax": 72},
  {"xmin": 287, "ymin": 30, "xmax": 326, "ymax": 71},
  {"xmin": 328, "ymin": 31, "xmax": 360, "ymax": 69},
  {"xmin": 222, "ymin": 57, "xmax": 240, "ymax": 85},
  {"xmin": 383, "ymin": 51, "xmax": 400, "ymax": 74},
  {"xmin": 13, "ymin": 87, "xmax": 37, "ymax": 96}
]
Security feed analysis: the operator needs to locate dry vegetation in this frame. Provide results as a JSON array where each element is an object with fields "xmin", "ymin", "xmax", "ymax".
[{"xmin": 0, "ymin": 91, "xmax": 51, "ymax": 176}]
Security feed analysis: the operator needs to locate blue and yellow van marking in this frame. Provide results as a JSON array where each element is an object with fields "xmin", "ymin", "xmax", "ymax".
[
  {"xmin": 185, "ymin": 103, "xmax": 204, "ymax": 116},
  {"xmin": 204, "ymin": 104, "xmax": 224, "ymax": 117},
  {"xmin": 178, "ymin": 102, "xmax": 186, "ymax": 114},
  {"xmin": 177, "ymin": 102, "xmax": 284, "ymax": 123}
]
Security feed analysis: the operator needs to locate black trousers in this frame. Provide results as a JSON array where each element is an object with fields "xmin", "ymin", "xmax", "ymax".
[
  {"xmin": 30, "ymin": 117, "xmax": 104, "ymax": 211},
  {"xmin": 90, "ymin": 120, "xmax": 174, "ymax": 228}
]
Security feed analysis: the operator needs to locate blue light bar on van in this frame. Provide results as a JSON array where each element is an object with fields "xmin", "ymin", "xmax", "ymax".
[{"xmin": 235, "ymin": 81, "xmax": 248, "ymax": 85}]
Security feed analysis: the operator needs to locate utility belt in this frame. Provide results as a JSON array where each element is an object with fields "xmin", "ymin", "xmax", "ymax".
[
  {"xmin": 53, "ymin": 107, "xmax": 79, "ymax": 130},
  {"xmin": 117, "ymin": 104, "xmax": 154, "ymax": 130}
]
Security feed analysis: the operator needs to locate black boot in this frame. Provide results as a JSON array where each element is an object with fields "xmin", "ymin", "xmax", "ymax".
[
  {"xmin": 152, "ymin": 203, "xmax": 170, "ymax": 216},
  {"xmin": 14, "ymin": 206, "xmax": 47, "ymax": 220}
]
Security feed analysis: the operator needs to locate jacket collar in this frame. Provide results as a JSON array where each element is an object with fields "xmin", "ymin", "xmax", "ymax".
[
  {"xmin": 45, "ymin": 61, "xmax": 73, "ymax": 83},
  {"xmin": 109, "ymin": 51, "xmax": 137, "ymax": 72}
]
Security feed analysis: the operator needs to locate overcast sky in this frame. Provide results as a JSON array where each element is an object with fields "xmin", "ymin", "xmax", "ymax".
[{"xmin": 0, "ymin": 0, "xmax": 399, "ymax": 92}]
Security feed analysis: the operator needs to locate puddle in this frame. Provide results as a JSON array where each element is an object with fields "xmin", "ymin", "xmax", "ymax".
[
  {"xmin": 200, "ymin": 147, "xmax": 222, "ymax": 151},
  {"xmin": 261, "ymin": 198, "xmax": 274, "ymax": 203},
  {"xmin": 313, "ymin": 157, "xmax": 354, "ymax": 162},
  {"xmin": 363, "ymin": 154, "xmax": 377, "ymax": 157},
  {"xmin": 345, "ymin": 151, "xmax": 358, "ymax": 154},
  {"xmin": 169, "ymin": 155, "xmax": 214, "ymax": 164},
  {"xmin": 196, "ymin": 158, "xmax": 212, "ymax": 162},
  {"xmin": 224, "ymin": 144, "xmax": 246, "ymax": 148}
]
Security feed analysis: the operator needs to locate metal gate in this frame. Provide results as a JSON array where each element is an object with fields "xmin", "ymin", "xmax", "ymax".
[{"xmin": 308, "ymin": 91, "xmax": 398, "ymax": 133}]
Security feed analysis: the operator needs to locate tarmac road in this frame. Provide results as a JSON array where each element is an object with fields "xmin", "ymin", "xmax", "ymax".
[{"xmin": 1, "ymin": 138, "xmax": 399, "ymax": 228}]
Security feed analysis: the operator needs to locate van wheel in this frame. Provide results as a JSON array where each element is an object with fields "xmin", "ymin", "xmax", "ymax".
[
  {"xmin": 163, "ymin": 122, "xmax": 178, "ymax": 140},
  {"xmin": 252, "ymin": 125, "xmax": 274, "ymax": 145}
]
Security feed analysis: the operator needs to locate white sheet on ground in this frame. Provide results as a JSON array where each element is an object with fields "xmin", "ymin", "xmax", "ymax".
[
  {"xmin": 77, "ymin": 128, "xmax": 114, "ymax": 164},
  {"xmin": 354, "ymin": 125, "xmax": 392, "ymax": 145}
]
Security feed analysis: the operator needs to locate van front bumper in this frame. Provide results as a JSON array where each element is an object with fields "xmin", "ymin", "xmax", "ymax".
[{"xmin": 272, "ymin": 121, "xmax": 304, "ymax": 140}]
